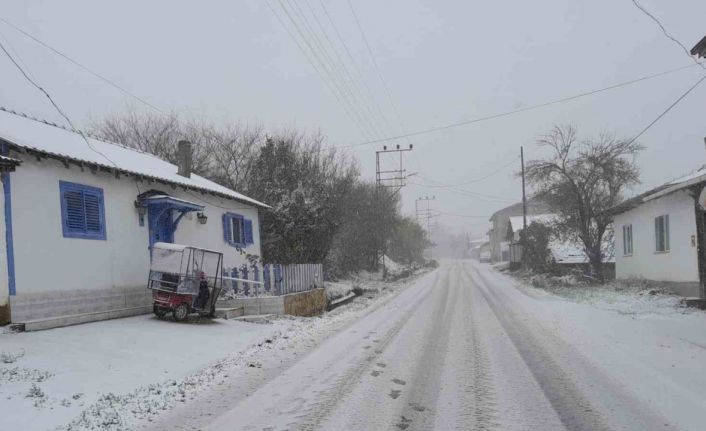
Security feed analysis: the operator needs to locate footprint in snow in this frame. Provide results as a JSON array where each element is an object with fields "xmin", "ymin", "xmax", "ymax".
[
  {"xmin": 389, "ymin": 389, "xmax": 402, "ymax": 399},
  {"xmin": 392, "ymin": 378, "xmax": 406, "ymax": 385}
]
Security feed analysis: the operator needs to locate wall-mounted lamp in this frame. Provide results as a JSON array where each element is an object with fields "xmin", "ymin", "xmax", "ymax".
[{"xmin": 197, "ymin": 212, "xmax": 208, "ymax": 225}]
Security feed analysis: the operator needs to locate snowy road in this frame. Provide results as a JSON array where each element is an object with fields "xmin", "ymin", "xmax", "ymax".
[{"xmin": 196, "ymin": 260, "xmax": 694, "ymax": 431}]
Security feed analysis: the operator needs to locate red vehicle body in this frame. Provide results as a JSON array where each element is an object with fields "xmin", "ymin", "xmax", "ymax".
[{"xmin": 152, "ymin": 290, "xmax": 194, "ymax": 319}]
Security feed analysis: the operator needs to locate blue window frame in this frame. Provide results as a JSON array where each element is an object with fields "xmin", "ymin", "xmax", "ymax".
[
  {"xmin": 59, "ymin": 181, "xmax": 107, "ymax": 240},
  {"xmin": 222, "ymin": 212, "xmax": 253, "ymax": 248}
]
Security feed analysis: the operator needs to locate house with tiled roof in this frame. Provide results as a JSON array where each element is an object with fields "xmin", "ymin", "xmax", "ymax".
[{"xmin": 0, "ymin": 107, "xmax": 268, "ymax": 328}]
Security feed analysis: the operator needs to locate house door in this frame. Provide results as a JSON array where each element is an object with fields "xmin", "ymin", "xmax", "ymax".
[{"xmin": 149, "ymin": 206, "xmax": 174, "ymax": 247}]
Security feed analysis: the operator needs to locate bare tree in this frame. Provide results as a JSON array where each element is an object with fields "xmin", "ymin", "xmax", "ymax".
[
  {"xmin": 90, "ymin": 109, "xmax": 264, "ymax": 185},
  {"xmin": 525, "ymin": 125, "xmax": 643, "ymax": 279}
]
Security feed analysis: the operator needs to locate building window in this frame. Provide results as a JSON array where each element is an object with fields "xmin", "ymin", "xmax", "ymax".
[
  {"xmin": 622, "ymin": 224, "xmax": 633, "ymax": 255},
  {"xmin": 222, "ymin": 213, "xmax": 253, "ymax": 247},
  {"xmin": 59, "ymin": 181, "xmax": 106, "ymax": 240},
  {"xmin": 655, "ymin": 214, "xmax": 670, "ymax": 253}
]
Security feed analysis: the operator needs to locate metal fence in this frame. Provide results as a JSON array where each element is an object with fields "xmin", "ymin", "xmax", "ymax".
[{"xmin": 221, "ymin": 263, "xmax": 323, "ymax": 297}]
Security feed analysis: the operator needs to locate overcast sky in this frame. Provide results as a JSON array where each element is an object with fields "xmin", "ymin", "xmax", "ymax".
[{"xmin": 1, "ymin": 0, "xmax": 705, "ymax": 240}]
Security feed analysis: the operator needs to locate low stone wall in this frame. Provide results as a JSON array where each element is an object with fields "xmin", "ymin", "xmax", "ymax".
[
  {"xmin": 217, "ymin": 288, "xmax": 326, "ymax": 317},
  {"xmin": 9, "ymin": 286, "xmax": 152, "ymax": 323}
]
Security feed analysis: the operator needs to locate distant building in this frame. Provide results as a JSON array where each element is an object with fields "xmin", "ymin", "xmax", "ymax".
[
  {"xmin": 488, "ymin": 199, "xmax": 548, "ymax": 262},
  {"xmin": 610, "ymin": 166, "xmax": 706, "ymax": 298}
]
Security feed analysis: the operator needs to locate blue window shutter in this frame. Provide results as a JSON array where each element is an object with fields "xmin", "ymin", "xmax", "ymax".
[
  {"xmin": 222, "ymin": 213, "xmax": 232, "ymax": 244},
  {"xmin": 243, "ymin": 219, "xmax": 253, "ymax": 245},
  {"xmin": 64, "ymin": 190, "xmax": 85, "ymax": 232},
  {"xmin": 60, "ymin": 181, "xmax": 106, "ymax": 240},
  {"xmin": 83, "ymin": 194, "xmax": 103, "ymax": 234}
]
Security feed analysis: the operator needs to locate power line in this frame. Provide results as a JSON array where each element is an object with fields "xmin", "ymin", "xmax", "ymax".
[
  {"xmin": 433, "ymin": 210, "xmax": 491, "ymax": 219},
  {"xmin": 271, "ymin": 0, "xmax": 380, "ymax": 142},
  {"xmin": 318, "ymin": 0, "xmax": 394, "ymax": 134},
  {"xmin": 344, "ymin": 61, "xmax": 705, "ymax": 148},
  {"xmin": 416, "ymin": 156, "xmax": 519, "ymax": 188},
  {"xmin": 0, "ymin": 16, "xmax": 167, "ymax": 114},
  {"xmin": 629, "ymin": 0, "xmax": 706, "ymax": 70},
  {"xmin": 266, "ymin": 0, "xmax": 375, "ymax": 142},
  {"xmin": 409, "ymin": 181, "xmax": 516, "ymax": 204},
  {"xmin": 346, "ymin": 0, "xmax": 412, "ymax": 146},
  {"xmin": 0, "ymin": 37, "xmax": 118, "ymax": 168},
  {"xmin": 628, "ymin": 73, "xmax": 706, "ymax": 144},
  {"xmin": 299, "ymin": 0, "xmax": 389, "ymax": 139}
]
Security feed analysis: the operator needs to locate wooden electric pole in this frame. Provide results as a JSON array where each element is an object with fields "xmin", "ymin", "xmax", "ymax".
[{"xmin": 521, "ymin": 146, "xmax": 527, "ymax": 267}]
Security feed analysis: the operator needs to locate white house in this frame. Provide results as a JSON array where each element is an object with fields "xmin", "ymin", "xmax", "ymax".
[
  {"xmin": 611, "ymin": 167, "xmax": 706, "ymax": 298},
  {"xmin": 0, "ymin": 107, "xmax": 269, "ymax": 328}
]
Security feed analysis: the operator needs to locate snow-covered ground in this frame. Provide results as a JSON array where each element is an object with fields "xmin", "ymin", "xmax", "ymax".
[
  {"xmin": 4, "ymin": 261, "xmax": 706, "ymax": 430},
  {"xmin": 0, "ymin": 316, "xmax": 282, "ymax": 431},
  {"xmin": 0, "ymin": 270, "xmax": 427, "ymax": 431},
  {"xmin": 200, "ymin": 260, "xmax": 705, "ymax": 430},
  {"xmin": 516, "ymin": 271, "xmax": 691, "ymax": 316}
]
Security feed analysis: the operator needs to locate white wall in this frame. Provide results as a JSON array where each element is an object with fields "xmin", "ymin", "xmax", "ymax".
[
  {"xmin": 9, "ymin": 154, "xmax": 262, "ymax": 296},
  {"xmin": 614, "ymin": 190, "xmax": 698, "ymax": 282}
]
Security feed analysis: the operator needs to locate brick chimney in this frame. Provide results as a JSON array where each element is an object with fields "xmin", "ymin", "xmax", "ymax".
[{"xmin": 177, "ymin": 140, "xmax": 192, "ymax": 178}]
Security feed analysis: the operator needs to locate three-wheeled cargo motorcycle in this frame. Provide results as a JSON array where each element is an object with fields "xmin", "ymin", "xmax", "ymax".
[{"xmin": 148, "ymin": 242, "xmax": 224, "ymax": 321}]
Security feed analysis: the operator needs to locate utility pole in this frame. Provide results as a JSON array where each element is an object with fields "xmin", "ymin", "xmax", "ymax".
[
  {"xmin": 416, "ymin": 196, "xmax": 436, "ymax": 256},
  {"xmin": 375, "ymin": 144, "xmax": 414, "ymax": 278},
  {"xmin": 521, "ymin": 146, "xmax": 527, "ymax": 231},
  {"xmin": 521, "ymin": 146, "xmax": 527, "ymax": 267}
]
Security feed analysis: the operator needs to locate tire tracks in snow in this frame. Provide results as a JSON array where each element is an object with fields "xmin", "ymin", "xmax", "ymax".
[
  {"xmin": 459, "ymin": 267, "xmax": 501, "ymax": 431},
  {"xmin": 466, "ymin": 263, "xmax": 671, "ymax": 431},
  {"xmin": 292, "ymin": 269, "xmax": 448, "ymax": 430},
  {"xmin": 465, "ymin": 263, "xmax": 611, "ymax": 431}
]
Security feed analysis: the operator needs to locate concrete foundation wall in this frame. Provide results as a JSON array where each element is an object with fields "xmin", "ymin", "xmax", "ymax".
[
  {"xmin": 10, "ymin": 285, "xmax": 152, "ymax": 322},
  {"xmin": 283, "ymin": 288, "xmax": 326, "ymax": 317},
  {"xmin": 217, "ymin": 288, "xmax": 326, "ymax": 317}
]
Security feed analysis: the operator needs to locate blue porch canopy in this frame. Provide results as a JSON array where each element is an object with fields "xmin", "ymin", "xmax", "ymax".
[{"xmin": 143, "ymin": 195, "xmax": 204, "ymax": 246}]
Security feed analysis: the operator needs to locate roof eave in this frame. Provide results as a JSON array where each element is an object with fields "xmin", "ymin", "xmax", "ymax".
[{"xmin": 691, "ymin": 35, "xmax": 706, "ymax": 57}]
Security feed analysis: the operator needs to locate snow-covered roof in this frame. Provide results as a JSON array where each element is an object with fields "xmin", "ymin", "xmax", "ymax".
[
  {"xmin": 610, "ymin": 166, "xmax": 706, "ymax": 215},
  {"xmin": 548, "ymin": 240, "xmax": 615, "ymax": 264},
  {"xmin": 508, "ymin": 213, "xmax": 556, "ymax": 232},
  {"xmin": 0, "ymin": 107, "xmax": 268, "ymax": 208},
  {"xmin": 642, "ymin": 166, "xmax": 706, "ymax": 202}
]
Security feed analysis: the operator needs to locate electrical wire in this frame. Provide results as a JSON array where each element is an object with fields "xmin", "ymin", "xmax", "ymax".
[
  {"xmin": 433, "ymin": 210, "xmax": 491, "ymax": 218},
  {"xmin": 0, "ymin": 16, "xmax": 167, "ymax": 114},
  {"xmin": 297, "ymin": 0, "xmax": 388, "ymax": 139},
  {"xmin": 346, "ymin": 0, "xmax": 412, "ymax": 147},
  {"xmin": 270, "ymin": 0, "xmax": 379, "ymax": 142},
  {"xmin": 628, "ymin": 73, "xmax": 706, "ymax": 144},
  {"xmin": 416, "ymin": 156, "xmax": 519, "ymax": 188},
  {"xmin": 0, "ymin": 37, "xmax": 118, "ymax": 168},
  {"xmin": 318, "ymin": 0, "xmax": 395, "ymax": 136},
  {"xmin": 344, "ymin": 61, "xmax": 705, "ymax": 147},
  {"xmin": 629, "ymin": 0, "xmax": 705, "ymax": 70}
]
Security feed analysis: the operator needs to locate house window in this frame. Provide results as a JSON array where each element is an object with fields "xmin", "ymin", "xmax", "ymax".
[
  {"xmin": 655, "ymin": 214, "xmax": 670, "ymax": 253},
  {"xmin": 222, "ymin": 213, "xmax": 254, "ymax": 247},
  {"xmin": 231, "ymin": 216, "xmax": 244, "ymax": 244},
  {"xmin": 622, "ymin": 224, "xmax": 633, "ymax": 255},
  {"xmin": 59, "ymin": 181, "xmax": 106, "ymax": 240}
]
